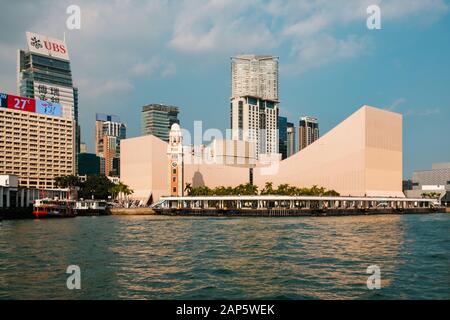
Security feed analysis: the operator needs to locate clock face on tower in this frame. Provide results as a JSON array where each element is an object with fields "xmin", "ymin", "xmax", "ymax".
[{"xmin": 172, "ymin": 162, "xmax": 178, "ymax": 168}]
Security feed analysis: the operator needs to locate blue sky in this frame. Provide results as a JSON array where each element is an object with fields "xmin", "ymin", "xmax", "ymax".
[{"xmin": 0, "ymin": 0, "xmax": 449, "ymax": 178}]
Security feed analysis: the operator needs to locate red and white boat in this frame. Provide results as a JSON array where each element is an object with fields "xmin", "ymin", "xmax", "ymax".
[{"xmin": 32, "ymin": 199, "xmax": 77, "ymax": 219}]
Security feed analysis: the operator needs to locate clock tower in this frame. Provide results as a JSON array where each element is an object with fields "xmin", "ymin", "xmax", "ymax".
[{"xmin": 167, "ymin": 123, "xmax": 184, "ymax": 197}]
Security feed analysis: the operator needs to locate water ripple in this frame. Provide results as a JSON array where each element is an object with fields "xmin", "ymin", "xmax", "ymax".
[{"xmin": 0, "ymin": 214, "xmax": 449, "ymax": 299}]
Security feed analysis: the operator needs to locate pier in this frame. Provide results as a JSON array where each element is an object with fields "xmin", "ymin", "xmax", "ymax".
[{"xmin": 152, "ymin": 195, "xmax": 442, "ymax": 216}]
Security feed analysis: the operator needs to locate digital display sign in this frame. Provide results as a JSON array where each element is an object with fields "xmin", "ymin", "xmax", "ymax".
[
  {"xmin": 7, "ymin": 94, "xmax": 36, "ymax": 112},
  {"xmin": 0, "ymin": 92, "xmax": 62, "ymax": 118},
  {"xmin": 0, "ymin": 93, "xmax": 7, "ymax": 108},
  {"xmin": 36, "ymin": 100, "xmax": 62, "ymax": 117}
]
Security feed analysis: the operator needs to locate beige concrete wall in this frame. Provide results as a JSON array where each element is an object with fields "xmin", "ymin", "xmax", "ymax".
[
  {"xmin": 364, "ymin": 106, "xmax": 403, "ymax": 197},
  {"xmin": 120, "ymin": 135, "xmax": 169, "ymax": 203},
  {"xmin": 254, "ymin": 106, "xmax": 367, "ymax": 196},
  {"xmin": 184, "ymin": 162, "xmax": 249, "ymax": 189},
  {"xmin": 253, "ymin": 106, "xmax": 403, "ymax": 197}
]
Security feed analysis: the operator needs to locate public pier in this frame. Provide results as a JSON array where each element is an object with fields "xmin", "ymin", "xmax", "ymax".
[{"xmin": 151, "ymin": 195, "xmax": 442, "ymax": 216}]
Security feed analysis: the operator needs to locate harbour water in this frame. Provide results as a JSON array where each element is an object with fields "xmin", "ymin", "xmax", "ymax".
[{"xmin": 0, "ymin": 213, "xmax": 449, "ymax": 300}]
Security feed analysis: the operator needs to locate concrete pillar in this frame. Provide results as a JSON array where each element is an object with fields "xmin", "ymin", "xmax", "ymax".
[
  {"xmin": 6, "ymin": 189, "xmax": 10, "ymax": 208},
  {"xmin": 26, "ymin": 189, "xmax": 31, "ymax": 207},
  {"xmin": 20, "ymin": 189, "xmax": 25, "ymax": 207}
]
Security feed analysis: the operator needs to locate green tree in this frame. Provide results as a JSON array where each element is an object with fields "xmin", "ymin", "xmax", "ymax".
[
  {"xmin": 110, "ymin": 181, "xmax": 134, "ymax": 201},
  {"xmin": 261, "ymin": 182, "xmax": 274, "ymax": 195},
  {"xmin": 421, "ymin": 192, "xmax": 440, "ymax": 199},
  {"xmin": 54, "ymin": 175, "xmax": 81, "ymax": 189},
  {"xmin": 54, "ymin": 175, "xmax": 81, "ymax": 199},
  {"xmin": 78, "ymin": 175, "xmax": 115, "ymax": 200},
  {"xmin": 275, "ymin": 183, "xmax": 290, "ymax": 195}
]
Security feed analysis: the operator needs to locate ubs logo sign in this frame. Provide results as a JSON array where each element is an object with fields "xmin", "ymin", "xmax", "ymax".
[{"xmin": 27, "ymin": 32, "xmax": 69, "ymax": 59}]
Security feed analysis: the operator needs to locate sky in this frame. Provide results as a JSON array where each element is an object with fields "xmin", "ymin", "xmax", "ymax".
[{"xmin": 0, "ymin": 0, "xmax": 449, "ymax": 179}]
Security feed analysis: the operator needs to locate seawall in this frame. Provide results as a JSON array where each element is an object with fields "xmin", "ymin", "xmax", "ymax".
[
  {"xmin": 0, "ymin": 207, "xmax": 33, "ymax": 220},
  {"xmin": 109, "ymin": 208, "xmax": 156, "ymax": 215},
  {"xmin": 154, "ymin": 207, "xmax": 443, "ymax": 217}
]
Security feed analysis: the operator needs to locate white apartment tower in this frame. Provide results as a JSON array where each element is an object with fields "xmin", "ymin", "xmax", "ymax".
[{"xmin": 230, "ymin": 55, "xmax": 279, "ymax": 158}]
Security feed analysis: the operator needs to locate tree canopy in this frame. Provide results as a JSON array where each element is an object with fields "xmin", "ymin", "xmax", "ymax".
[
  {"xmin": 185, "ymin": 182, "xmax": 340, "ymax": 197},
  {"xmin": 54, "ymin": 175, "xmax": 133, "ymax": 200}
]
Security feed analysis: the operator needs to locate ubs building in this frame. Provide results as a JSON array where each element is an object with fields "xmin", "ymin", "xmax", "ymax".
[{"xmin": 17, "ymin": 31, "xmax": 80, "ymax": 170}]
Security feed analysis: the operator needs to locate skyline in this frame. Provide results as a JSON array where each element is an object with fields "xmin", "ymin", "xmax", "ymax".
[{"xmin": 0, "ymin": 0, "xmax": 449, "ymax": 178}]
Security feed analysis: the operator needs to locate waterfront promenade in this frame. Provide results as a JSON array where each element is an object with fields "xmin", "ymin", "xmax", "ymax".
[{"xmin": 152, "ymin": 195, "xmax": 441, "ymax": 216}]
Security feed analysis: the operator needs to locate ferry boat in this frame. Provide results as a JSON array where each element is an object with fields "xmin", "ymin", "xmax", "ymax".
[
  {"xmin": 74, "ymin": 200, "xmax": 108, "ymax": 216},
  {"xmin": 32, "ymin": 199, "xmax": 77, "ymax": 219}
]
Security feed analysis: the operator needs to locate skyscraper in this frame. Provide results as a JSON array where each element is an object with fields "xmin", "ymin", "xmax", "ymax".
[
  {"xmin": 299, "ymin": 116, "xmax": 319, "ymax": 151},
  {"xmin": 17, "ymin": 31, "xmax": 80, "ymax": 171},
  {"xmin": 141, "ymin": 104, "xmax": 180, "ymax": 142},
  {"xmin": 286, "ymin": 122, "xmax": 295, "ymax": 158},
  {"xmin": 278, "ymin": 116, "xmax": 288, "ymax": 160},
  {"xmin": 230, "ymin": 55, "xmax": 279, "ymax": 158},
  {"xmin": 95, "ymin": 114, "xmax": 126, "ymax": 176}
]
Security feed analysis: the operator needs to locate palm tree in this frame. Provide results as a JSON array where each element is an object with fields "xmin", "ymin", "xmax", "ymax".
[
  {"xmin": 110, "ymin": 182, "xmax": 134, "ymax": 201},
  {"xmin": 275, "ymin": 184, "xmax": 290, "ymax": 195},
  {"xmin": 110, "ymin": 184, "xmax": 120, "ymax": 200},
  {"xmin": 261, "ymin": 182, "xmax": 274, "ymax": 195}
]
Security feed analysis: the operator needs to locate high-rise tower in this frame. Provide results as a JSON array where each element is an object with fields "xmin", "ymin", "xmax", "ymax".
[
  {"xmin": 230, "ymin": 55, "xmax": 279, "ymax": 158},
  {"xmin": 299, "ymin": 116, "xmax": 319, "ymax": 151},
  {"xmin": 95, "ymin": 114, "xmax": 126, "ymax": 176},
  {"xmin": 141, "ymin": 104, "xmax": 180, "ymax": 142},
  {"xmin": 286, "ymin": 122, "xmax": 296, "ymax": 158},
  {"xmin": 17, "ymin": 31, "xmax": 80, "ymax": 171}
]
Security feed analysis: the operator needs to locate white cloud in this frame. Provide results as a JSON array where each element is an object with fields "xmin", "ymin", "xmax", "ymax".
[
  {"xmin": 168, "ymin": 0, "xmax": 275, "ymax": 54},
  {"xmin": 282, "ymin": 34, "xmax": 373, "ymax": 74},
  {"xmin": 387, "ymin": 98, "xmax": 407, "ymax": 111},
  {"xmin": 78, "ymin": 78, "xmax": 134, "ymax": 100},
  {"xmin": 0, "ymin": 0, "xmax": 448, "ymax": 144},
  {"xmin": 385, "ymin": 99, "xmax": 441, "ymax": 116},
  {"xmin": 406, "ymin": 107, "xmax": 441, "ymax": 117},
  {"xmin": 282, "ymin": 14, "xmax": 330, "ymax": 38}
]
